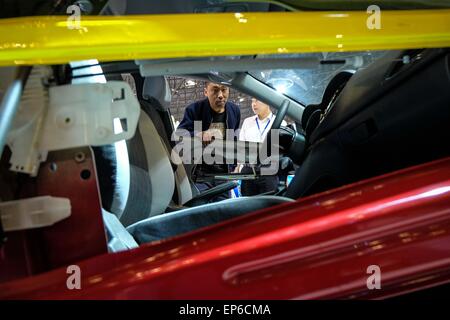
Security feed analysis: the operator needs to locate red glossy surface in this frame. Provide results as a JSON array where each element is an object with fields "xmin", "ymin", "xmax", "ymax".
[{"xmin": 0, "ymin": 157, "xmax": 449, "ymax": 299}]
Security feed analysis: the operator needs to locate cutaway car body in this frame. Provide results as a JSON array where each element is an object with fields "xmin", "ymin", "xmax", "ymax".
[{"xmin": 0, "ymin": 0, "xmax": 449, "ymax": 299}]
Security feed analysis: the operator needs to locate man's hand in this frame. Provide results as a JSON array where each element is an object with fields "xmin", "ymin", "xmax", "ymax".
[
  {"xmin": 203, "ymin": 130, "xmax": 214, "ymax": 142},
  {"xmin": 196, "ymin": 129, "xmax": 223, "ymax": 145}
]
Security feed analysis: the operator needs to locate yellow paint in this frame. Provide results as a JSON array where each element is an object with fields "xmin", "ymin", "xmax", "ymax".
[{"xmin": 0, "ymin": 10, "xmax": 449, "ymax": 66}]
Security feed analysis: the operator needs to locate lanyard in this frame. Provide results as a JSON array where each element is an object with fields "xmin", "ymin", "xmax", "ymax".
[{"xmin": 255, "ymin": 114, "xmax": 273, "ymax": 137}]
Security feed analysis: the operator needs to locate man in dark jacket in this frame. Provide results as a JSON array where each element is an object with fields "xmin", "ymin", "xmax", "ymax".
[
  {"xmin": 178, "ymin": 82, "xmax": 240, "ymax": 139},
  {"xmin": 177, "ymin": 82, "xmax": 241, "ymax": 200}
]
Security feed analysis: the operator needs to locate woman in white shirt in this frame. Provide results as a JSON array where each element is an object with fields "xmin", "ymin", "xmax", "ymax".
[
  {"xmin": 238, "ymin": 98, "xmax": 285, "ymax": 196},
  {"xmin": 240, "ymin": 99, "xmax": 274, "ymax": 142}
]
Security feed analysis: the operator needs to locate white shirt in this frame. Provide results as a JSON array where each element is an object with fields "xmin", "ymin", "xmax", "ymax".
[{"xmin": 239, "ymin": 112, "xmax": 286, "ymax": 143}]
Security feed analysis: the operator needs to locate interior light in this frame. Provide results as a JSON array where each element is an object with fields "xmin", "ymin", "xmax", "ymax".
[{"xmin": 185, "ymin": 80, "xmax": 196, "ymax": 87}]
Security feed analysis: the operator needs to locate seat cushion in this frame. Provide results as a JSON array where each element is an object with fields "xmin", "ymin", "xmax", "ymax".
[{"xmin": 127, "ymin": 196, "xmax": 294, "ymax": 244}]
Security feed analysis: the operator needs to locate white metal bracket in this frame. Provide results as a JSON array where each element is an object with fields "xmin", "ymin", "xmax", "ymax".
[
  {"xmin": 0, "ymin": 196, "xmax": 71, "ymax": 232},
  {"xmin": 6, "ymin": 69, "xmax": 140, "ymax": 176}
]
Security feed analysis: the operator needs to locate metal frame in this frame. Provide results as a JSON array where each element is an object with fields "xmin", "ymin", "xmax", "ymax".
[
  {"xmin": 138, "ymin": 57, "xmax": 321, "ymax": 77},
  {"xmin": 1, "ymin": 10, "xmax": 450, "ymax": 66}
]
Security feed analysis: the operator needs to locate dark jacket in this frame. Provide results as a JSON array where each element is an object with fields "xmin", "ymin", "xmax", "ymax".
[{"xmin": 177, "ymin": 98, "xmax": 241, "ymax": 136}]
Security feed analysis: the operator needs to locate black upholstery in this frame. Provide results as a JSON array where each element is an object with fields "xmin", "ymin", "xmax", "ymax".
[
  {"xmin": 301, "ymin": 71, "xmax": 354, "ymax": 139},
  {"xmin": 287, "ymin": 49, "xmax": 450, "ymax": 198},
  {"xmin": 127, "ymin": 196, "xmax": 294, "ymax": 243}
]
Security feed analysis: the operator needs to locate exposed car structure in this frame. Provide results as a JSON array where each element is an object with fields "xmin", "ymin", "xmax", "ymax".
[{"xmin": 0, "ymin": 0, "xmax": 449, "ymax": 299}]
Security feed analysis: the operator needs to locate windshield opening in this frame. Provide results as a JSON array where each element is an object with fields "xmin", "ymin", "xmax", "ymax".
[{"xmin": 249, "ymin": 51, "xmax": 387, "ymax": 106}]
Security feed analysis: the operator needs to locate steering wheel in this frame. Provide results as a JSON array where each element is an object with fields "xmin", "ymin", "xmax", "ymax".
[{"xmin": 271, "ymin": 99, "xmax": 290, "ymax": 131}]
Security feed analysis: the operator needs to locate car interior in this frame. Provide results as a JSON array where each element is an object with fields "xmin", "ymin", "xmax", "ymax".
[
  {"xmin": 82, "ymin": 47, "xmax": 450, "ymax": 252},
  {"xmin": 1, "ymin": 1, "xmax": 450, "ymax": 258}
]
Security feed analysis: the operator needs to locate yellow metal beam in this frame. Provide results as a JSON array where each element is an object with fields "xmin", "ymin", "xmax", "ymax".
[{"xmin": 0, "ymin": 10, "xmax": 449, "ymax": 66}]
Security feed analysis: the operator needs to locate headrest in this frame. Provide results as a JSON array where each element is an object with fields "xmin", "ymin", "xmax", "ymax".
[
  {"xmin": 142, "ymin": 76, "xmax": 172, "ymax": 111},
  {"xmin": 301, "ymin": 70, "xmax": 354, "ymax": 137}
]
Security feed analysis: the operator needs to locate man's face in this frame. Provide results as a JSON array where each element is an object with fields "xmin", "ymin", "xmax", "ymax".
[
  {"xmin": 252, "ymin": 98, "xmax": 270, "ymax": 115},
  {"xmin": 204, "ymin": 83, "xmax": 229, "ymax": 112}
]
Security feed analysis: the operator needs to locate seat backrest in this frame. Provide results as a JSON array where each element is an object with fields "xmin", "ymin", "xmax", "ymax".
[
  {"xmin": 120, "ymin": 76, "xmax": 199, "ymax": 226},
  {"xmin": 141, "ymin": 76, "xmax": 199, "ymax": 206},
  {"xmin": 120, "ymin": 103, "xmax": 176, "ymax": 226}
]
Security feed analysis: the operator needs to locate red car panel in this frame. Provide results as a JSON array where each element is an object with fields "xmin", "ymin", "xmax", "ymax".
[{"xmin": 0, "ymin": 157, "xmax": 449, "ymax": 299}]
